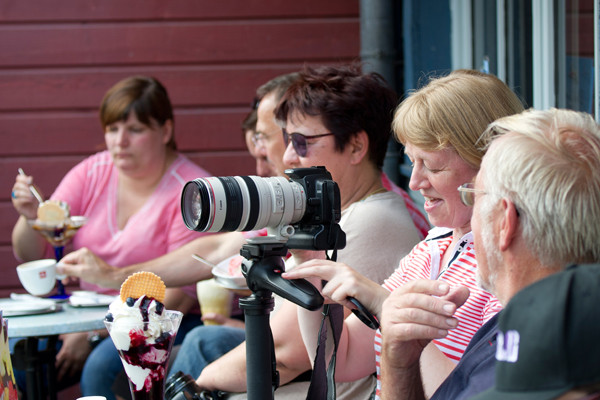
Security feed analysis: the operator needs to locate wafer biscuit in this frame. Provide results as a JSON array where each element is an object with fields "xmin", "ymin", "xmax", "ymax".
[
  {"xmin": 120, "ymin": 271, "xmax": 166, "ymax": 303},
  {"xmin": 37, "ymin": 200, "xmax": 69, "ymax": 223}
]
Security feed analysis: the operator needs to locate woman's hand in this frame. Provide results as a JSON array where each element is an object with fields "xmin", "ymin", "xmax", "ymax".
[
  {"xmin": 282, "ymin": 259, "xmax": 389, "ymax": 318},
  {"xmin": 58, "ymin": 247, "xmax": 123, "ymax": 289},
  {"xmin": 11, "ymin": 173, "xmax": 41, "ymax": 220}
]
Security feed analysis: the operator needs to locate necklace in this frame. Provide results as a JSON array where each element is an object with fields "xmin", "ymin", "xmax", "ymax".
[{"xmin": 359, "ymin": 187, "xmax": 387, "ymax": 202}]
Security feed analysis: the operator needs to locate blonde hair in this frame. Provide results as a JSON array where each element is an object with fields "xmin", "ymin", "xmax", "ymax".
[
  {"xmin": 482, "ymin": 108, "xmax": 600, "ymax": 266},
  {"xmin": 393, "ymin": 70, "xmax": 524, "ymax": 168}
]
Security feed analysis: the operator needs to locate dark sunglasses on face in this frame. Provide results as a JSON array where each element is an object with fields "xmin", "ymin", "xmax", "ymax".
[{"xmin": 282, "ymin": 128, "xmax": 335, "ymax": 157}]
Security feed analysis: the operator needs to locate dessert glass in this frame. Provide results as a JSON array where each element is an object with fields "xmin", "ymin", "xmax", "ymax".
[
  {"xmin": 105, "ymin": 310, "xmax": 182, "ymax": 399},
  {"xmin": 28, "ymin": 216, "xmax": 87, "ymax": 297}
]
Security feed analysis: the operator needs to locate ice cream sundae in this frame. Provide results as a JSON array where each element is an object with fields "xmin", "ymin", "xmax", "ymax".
[
  {"xmin": 29, "ymin": 200, "xmax": 86, "ymax": 247},
  {"xmin": 104, "ymin": 271, "xmax": 182, "ymax": 399},
  {"xmin": 28, "ymin": 199, "xmax": 86, "ymax": 297}
]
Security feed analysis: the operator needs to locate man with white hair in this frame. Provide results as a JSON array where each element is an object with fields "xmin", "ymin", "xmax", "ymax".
[{"xmin": 378, "ymin": 108, "xmax": 600, "ymax": 399}]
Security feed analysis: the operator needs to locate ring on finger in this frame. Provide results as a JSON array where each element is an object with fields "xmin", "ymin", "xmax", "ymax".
[{"xmin": 11, "ymin": 190, "xmax": 17, "ymax": 199}]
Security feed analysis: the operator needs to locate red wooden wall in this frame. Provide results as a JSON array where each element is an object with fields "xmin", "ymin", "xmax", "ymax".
[{"xmin": 0, "ymin": 0, "xmax": 360, "ymax": 297}]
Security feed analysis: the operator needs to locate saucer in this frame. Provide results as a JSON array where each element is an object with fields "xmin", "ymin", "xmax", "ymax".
[{"xmin": 0, "ymin": 298, "xmax": 61, "ymax": 316}]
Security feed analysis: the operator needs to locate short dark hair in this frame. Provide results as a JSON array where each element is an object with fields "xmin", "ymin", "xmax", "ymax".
[
  {"xmin": 241, "ymin": 109, "xmax": 257, "ymax": 135},
  {"xmin": 99, "ymin": 76, "xmax": 176, "ymax": 149},
  {"xmin": 255, "ymin": 72, "xmax": 301, "ymax": 104},
  {"xmin": 274, "ymin": 64, "xmax": 397, "ymax": 169},
  {"xmin": 241, "ymin": 72, "xmax": 300, "ymax": 139}
]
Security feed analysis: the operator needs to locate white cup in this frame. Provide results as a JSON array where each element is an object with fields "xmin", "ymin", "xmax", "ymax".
[
  {"xmin": 197, "ymin": 279, "xmax": 233, "ymax": 325},
  {"xmin": 16, "ymin": 259, "xmax": 63, "ymax": 296}
]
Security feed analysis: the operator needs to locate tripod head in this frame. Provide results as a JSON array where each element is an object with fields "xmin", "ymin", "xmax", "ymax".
[{"xmin": 240, "ymin": 238, "xmax": 323, "ymax": 311}]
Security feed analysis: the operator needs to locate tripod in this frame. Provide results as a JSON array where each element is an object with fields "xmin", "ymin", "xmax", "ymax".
[{"xmin": 239, "ymin": 238, "xmax": 324, "ymax": 400}]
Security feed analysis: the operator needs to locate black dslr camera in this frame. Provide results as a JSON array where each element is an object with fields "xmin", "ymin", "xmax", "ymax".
[{"xmin": 180, "ymin": 166, "xmax": 346, "ymax": 251}]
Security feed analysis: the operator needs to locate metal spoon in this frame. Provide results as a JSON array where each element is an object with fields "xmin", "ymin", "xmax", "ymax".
[
  {"xmin": 18, "ymin": 168, "xmax": 44, "ymax": 204},
  {"xmin": 191, "ymin": 254, "xmax": 218, "ymax": 268}
]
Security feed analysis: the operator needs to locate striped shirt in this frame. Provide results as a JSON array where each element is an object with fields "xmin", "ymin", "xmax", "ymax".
[{"xmin": 373, "ymin": 228, "xmax": 502, "ymax": 399}]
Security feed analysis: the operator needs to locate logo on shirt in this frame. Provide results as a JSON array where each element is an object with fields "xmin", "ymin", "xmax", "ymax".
[{"xmin": 496, "ymin": 330, "xmax": 520, "ymax": 363}]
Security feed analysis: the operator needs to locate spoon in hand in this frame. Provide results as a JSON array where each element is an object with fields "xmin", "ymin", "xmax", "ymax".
[{"xmin": 18, "ymin": 168, "xmax": 44, "ymax": 204}]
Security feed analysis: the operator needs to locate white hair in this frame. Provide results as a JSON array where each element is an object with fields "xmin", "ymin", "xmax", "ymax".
[{"xmin": 480, "ymin": 108, "xmax": 600, "ymax": 267}]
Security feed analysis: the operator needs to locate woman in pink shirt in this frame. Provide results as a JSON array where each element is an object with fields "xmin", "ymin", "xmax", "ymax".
[{"xmin": 10, "ymin": 76, "xmax": 211, "ymax": 398}]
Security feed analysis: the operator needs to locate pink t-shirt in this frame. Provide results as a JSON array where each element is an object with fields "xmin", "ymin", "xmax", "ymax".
[{"xmin": 50, "ymin": 151, "xmax": 212, "ymax": 295}]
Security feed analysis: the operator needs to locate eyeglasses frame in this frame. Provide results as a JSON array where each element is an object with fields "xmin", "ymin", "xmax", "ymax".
[
  {"xmin": 457, "ymin": 182, "xmax": 487, "ymax": 207},
  {"xmin": 282, "ymin": 128, "xmax": 335, "ymax": 157},
  {"xmin": 458, "ymin": 182, "xmax": 521, "ymax": 216}
]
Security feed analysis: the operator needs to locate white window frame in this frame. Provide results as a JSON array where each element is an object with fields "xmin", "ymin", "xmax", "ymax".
[
  {"xmin": 452, "ymin": 0, "xmax": 600, "ymax": 118},
  {"xmin": 532, "ymin": 0, "xmax": 556, "ymax": 110},
  {"xmin": 451, "ymin": 0, "xmax": 473, "ymax": 70}
]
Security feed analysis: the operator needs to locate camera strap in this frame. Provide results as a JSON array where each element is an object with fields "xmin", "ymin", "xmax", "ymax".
[{"xmin": 305, "ymin": 250, "xmax": 343, "ymax": 400}]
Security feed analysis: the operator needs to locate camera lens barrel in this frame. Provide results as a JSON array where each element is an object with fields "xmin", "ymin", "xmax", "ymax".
[{"xmin": 181, "ymin": 175, "xmax": 306, "ymax": 233}]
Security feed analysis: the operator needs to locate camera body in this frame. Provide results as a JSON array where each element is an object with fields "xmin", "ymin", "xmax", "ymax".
[
  {"xmin": 181, "ymin": 166, "xmax": 346, "ymax": 251},
  {"xmin": 165, "ymin": 371, "xmax": 223, "ymax": 400}
]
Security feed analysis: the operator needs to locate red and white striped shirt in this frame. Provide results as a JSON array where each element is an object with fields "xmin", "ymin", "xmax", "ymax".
[{"xmin": 373, "ymin": 228, "xmax": 502, "ymax": 399}]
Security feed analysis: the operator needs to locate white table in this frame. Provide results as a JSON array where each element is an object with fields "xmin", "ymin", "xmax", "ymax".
[
  {"xmin": 5, "ymin": 303, "xmax": 108, "ymax": 400},
  {"xmin": 7, "ymin": 303, "xmax": 107, "ymax": 338}
]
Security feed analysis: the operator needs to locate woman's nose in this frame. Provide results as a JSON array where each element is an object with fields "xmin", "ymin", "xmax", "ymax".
[
  {"xmin": 115, "ymin": 128, "xmax": 129, "ymax": 146},
  {"xmin": 408, "ymin": 164, "xmax": 427, "ymax": 192},
  {"xmin": 282, "ymin": 142, "xmax": 299, "ymax": 167}
]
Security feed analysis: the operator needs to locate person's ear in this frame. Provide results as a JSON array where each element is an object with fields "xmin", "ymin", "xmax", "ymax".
[
  {"xmin": 497, "ymin": 198, "xmax": 519, "ymax": 251},
  {"xmin": 349, "ymin": 130, "xmax": 369, "ymax": 165},
  {"xmin": 162, "ymin": 119, "xmax": 174, "ymax": 145}
]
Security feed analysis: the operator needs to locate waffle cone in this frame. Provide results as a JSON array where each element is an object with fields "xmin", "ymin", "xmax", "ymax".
[
  {"xmin": 37, "ymin": 200, "xmax": 69, "ymax": 223},
  {"xmin": 120, "ymin": 271, "xmax": 166, "ymax": 303}
]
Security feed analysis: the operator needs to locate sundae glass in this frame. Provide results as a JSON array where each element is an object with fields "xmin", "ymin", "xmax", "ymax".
[
  {"xmin": 29, "ymin": 210, "xmax": 86, "ymax": 298},
  {"xmin": 105, "ymin": 272, "xmax": 182, "ymax": 399},
  {"xmin": 17, "ymin": 168, "xmax": 85, "ymax": 297}
]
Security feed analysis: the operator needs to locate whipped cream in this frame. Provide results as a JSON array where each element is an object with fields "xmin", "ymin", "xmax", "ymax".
[
  {"xmin": 105, "ymin": 295, "xmax": 176, "ymax": 392},
  {"xmin": 106, "ymin": 296, "xmax": 165, "ymax": 351}
]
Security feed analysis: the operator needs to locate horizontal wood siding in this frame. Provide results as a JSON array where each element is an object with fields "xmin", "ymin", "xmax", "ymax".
[{"xmin": 0, "ymin": 0, "xmax": 359, "ymax": 297}]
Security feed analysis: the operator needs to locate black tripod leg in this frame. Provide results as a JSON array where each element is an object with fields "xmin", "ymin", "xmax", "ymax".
[{"xmin": 241, "ymin": 292, "xmax": 276, "ymax": 400}]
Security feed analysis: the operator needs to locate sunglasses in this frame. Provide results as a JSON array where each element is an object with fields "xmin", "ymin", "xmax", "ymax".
[{"xmin": 282, "ymin": 128, "xmax": 335, "ymax": 157}]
